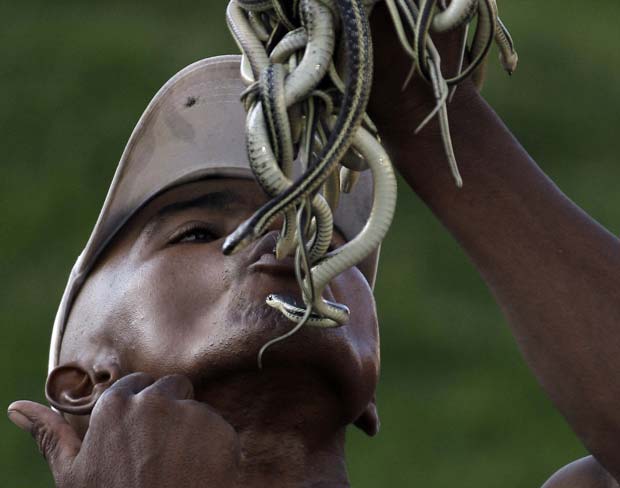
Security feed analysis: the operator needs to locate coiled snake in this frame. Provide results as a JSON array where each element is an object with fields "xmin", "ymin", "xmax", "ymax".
[{"xmin": 223, "ymin": 0, "xmax": 518, "ymax": 364}]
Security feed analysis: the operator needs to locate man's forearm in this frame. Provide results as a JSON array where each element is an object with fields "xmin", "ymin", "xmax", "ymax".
[{"xmin": 384, "ymin": 92, "xmax": 620, "ymax": 478}]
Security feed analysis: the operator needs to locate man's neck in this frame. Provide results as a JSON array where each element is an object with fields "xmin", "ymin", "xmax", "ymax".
[{"xmin": 196, "ymin": 367, "xmax": 351, "ymax": 487}]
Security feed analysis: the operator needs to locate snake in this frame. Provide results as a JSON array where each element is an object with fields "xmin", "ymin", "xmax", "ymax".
[
  {"xmin": 495, "ymin": 15, "xmax": 518, "ymax": 74},
  {"xmin": 431, "ymin": 0, "xmax": 477, "ymax": 33},
  {"xmin": 223, "ymin": 0, "xmax": 518, "ymax": 338},
  {"xmin": 222, "ymin": 0, "xmax": 372, "ymax": 256},
  {"xmin": 231, "ymin": 0, "xmax": 338, "ymax": 258},
  {"xmin": 246, "ymin": 80, "xmax": 334, "ymax": 262},
  {"xmin": 227, "ymin": 1, "xmax": 270, "ymax": 80},
  {"xmin": 267, "ymin": 122, "xmax": 397, "ymax": 326},
  {"xmin": 266, "ymin": 0, "xmax": 336, "ymax": 256}
]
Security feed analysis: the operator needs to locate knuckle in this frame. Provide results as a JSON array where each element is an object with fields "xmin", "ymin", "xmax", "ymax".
[
  {"xmin": 95, "ymin": 387, "xmax": 128, "ymax": 413},
  {"xmin": 127, "ymin": 371, "xmax": 154, "ymax": 384},
  {"xmin": 164, "ymin": 374, "xmax": 194, "ymax": 395},
  {"xmin": 183, "ymin": 401, "xmax": 209, "ymax": 419},
  {"xmin": 190, "ymin": 403, "xmax": 236, "ymax": 435},
  {"xmin": 175, "ymin": 401, "xmax": 212, "ymax": 426},
  {"xmin": 146, "ymin": 374, "xmax": 194, "ymax": 399},
  {"xmin": 162, "ymin": 373, "xmax": 192, "ymax": 387},
  {"xmin": 132, "ymin": 390, "xmax": 169, "ymax": 413}
]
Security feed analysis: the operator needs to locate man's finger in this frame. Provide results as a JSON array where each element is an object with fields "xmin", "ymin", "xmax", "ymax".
[
  {"xmin": 92, "ymin": 372, "xmax": 155, "ymax": 415},
  {"xmin": 87, "ymin": 372, "xmax": 156, "ymax": 423},
  {"xmin": 108, "ymin": 371, "xmax": 155, "ymax": 395},
  {"xmin": 139, "ymin": 374, "xmax": 195, "ymax": 400},
  {"xmin": 7, "ymin": 400, "xmax": 81, "ymax": 475}
]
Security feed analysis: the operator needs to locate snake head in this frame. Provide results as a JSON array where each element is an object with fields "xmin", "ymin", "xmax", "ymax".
[
  {"xmin": 266, "ymin": 294, "xmax": 348, "ymax": 328},
  {"xmin": 222, "ymin": 219, "xmax": 261, "ymax": 255},
  {"xmin": 500, "ymin": 51, "xmax": 518, "ymax": 76}
]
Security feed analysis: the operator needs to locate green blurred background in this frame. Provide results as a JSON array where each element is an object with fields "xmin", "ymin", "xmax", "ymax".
[{"xmin": 2, "ymin": 1, "xmax": 619, "ymax": 486}]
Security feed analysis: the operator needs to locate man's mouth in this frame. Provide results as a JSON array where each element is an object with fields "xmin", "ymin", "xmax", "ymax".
[{"xmin": 245, "ymin": 231, "xmax": 339, "ymax": 304}]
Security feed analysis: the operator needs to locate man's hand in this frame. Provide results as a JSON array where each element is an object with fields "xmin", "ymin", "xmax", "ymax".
[
  {"xmin": 366, "ymin": 3, "xmax": 620, "ymax": 483},
  {"xmin": 7, "ymin": 373, "xmax": 241, "ymax": 488}
]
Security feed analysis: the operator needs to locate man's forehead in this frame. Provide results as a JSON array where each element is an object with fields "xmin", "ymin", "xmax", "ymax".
[{"xmin": 145, "ymin": 178, "xmax": 263, "ymax": 214}]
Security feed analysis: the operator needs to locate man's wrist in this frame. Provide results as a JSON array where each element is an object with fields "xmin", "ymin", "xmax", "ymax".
[
  {"xmin": 379, "ymin": 83, "xmax": 486, "ymax": 154},
  {"xmin": 376, "ymin": 83, "xmax": 491, "ymax": 196}
]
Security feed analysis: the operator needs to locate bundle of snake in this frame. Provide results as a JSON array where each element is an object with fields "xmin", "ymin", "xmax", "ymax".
[{"xmin": 222, "ymin": 0, "xmax": 518, "ymax": 364}]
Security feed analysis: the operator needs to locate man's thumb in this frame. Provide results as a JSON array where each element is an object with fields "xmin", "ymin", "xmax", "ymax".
[{"xmin": 8, "ymin": 400, "xmax": 81, "ymax": 471}]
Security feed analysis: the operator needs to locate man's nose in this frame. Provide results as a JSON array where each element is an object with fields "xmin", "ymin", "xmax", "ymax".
[{"xmin": 265, "ymin": 212, "xmax": 286, "ymax": 234}]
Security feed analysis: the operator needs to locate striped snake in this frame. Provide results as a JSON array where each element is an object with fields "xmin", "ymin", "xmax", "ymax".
[{"xmin": 223, "ymin": 0, "xmax": 518, "ymax": 362}]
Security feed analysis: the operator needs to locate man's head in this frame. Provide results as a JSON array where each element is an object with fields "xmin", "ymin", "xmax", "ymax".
[{"xmin": 46, "ymin": 56, "xmax": 381, "ymax": 438}]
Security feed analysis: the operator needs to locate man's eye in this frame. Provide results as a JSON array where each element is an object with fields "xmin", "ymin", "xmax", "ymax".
[{"xmin": 169, "ymin": 223, "xmax": 217, "ymax": 244}]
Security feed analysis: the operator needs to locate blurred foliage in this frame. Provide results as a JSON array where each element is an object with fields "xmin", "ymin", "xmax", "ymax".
[{"xmin": 1, "ymin": 0, "xmax": 619, "ymax": 486}]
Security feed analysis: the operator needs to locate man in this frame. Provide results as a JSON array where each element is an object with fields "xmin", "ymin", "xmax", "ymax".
[{"xmin": 8, "ymin": 5, "xmax": 620, "ymax": 487}]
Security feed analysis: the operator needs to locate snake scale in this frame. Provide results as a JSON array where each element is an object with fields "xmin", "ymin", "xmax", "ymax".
[{"xmin": 223, "ymin": 0, "xmax": 518, "ymax": 363}]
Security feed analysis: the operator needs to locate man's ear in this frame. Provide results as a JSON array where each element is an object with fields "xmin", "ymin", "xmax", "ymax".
[
  {"xmin": 45, "ymin": 361, "xmax": 120, "ymax": 415},
  {"xmin": 353, "ymin": 397, "xmax": 380, "ymax": 437}
]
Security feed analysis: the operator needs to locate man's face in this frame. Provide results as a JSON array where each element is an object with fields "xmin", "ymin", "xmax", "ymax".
[{"xmin": 60, "ymin": 177, "xmax": 379, "ymax": 425}]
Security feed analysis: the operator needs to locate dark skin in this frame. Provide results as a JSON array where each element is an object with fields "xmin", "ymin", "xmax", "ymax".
[
  {"xmin": 8, "ymin": 3, "xmax": 620, "ymax": 486},
  {"xmin": 9, "ymin": 178, "xmax": 379, "ymax": 487},
  {"xmin": 370, "ymin": 4, "xmax": 620, "ymax": 486}
]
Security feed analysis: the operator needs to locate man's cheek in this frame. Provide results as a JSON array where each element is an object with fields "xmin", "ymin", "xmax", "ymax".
[
  {"xmin": 122, "ymin": 253, "xmax": 233, "ymax": 339},
  {"xmin": 330, "ymin": 267, "xmax": 379, "ymax": 352},
  {"xmin": 330, "ymin": 268, "xmax": 375, "ymax": 318}
]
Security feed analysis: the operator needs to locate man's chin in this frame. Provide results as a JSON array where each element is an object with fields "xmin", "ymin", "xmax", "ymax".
[
  {"xmin": 189, "ymin": 321, "xmax": 376, "ymax": 432},
  {"xmin": 185, "ymin": 272, "xmax": 379, "ymax": 424}
]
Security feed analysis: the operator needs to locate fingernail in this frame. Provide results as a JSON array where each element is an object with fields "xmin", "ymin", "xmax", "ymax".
[{"xmin": 7, "ymin": 410, "xmax": 32, "ymax": 431}]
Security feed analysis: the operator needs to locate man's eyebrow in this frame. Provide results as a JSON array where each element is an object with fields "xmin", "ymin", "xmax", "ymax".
[
  {"xmin": 143, "ymin": 190, "xmax": 242, "ymax": 234},
  {"xmin": 158, "ymin": 190, "xmax": 240, "ymax": 216}
]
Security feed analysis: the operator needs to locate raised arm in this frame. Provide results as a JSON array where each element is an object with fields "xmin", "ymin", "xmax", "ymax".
[{"xmin": 369, "ymin": 4, "xmax": 620, "ymax": 481}]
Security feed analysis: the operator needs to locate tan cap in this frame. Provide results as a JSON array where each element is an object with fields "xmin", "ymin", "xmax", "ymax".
[{"xmin": 48, "ymin": 55, "xmax": 380, "ymax": 373}]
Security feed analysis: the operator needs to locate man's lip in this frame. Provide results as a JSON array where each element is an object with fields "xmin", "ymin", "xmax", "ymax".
[
  {"xmin": 247, "ymin": 231, "xmax": 296, "ymax": 277},
  {"xmin": 246, "ymin": 234, "xmax": 338, "ymax": 301},
  {"xmin": 247, "ymin": 231, "xmax": 279, "ymax": 264},
  {"xmin": 249, "ymin": 253, "xmax": 297, "ymax": 277}
]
